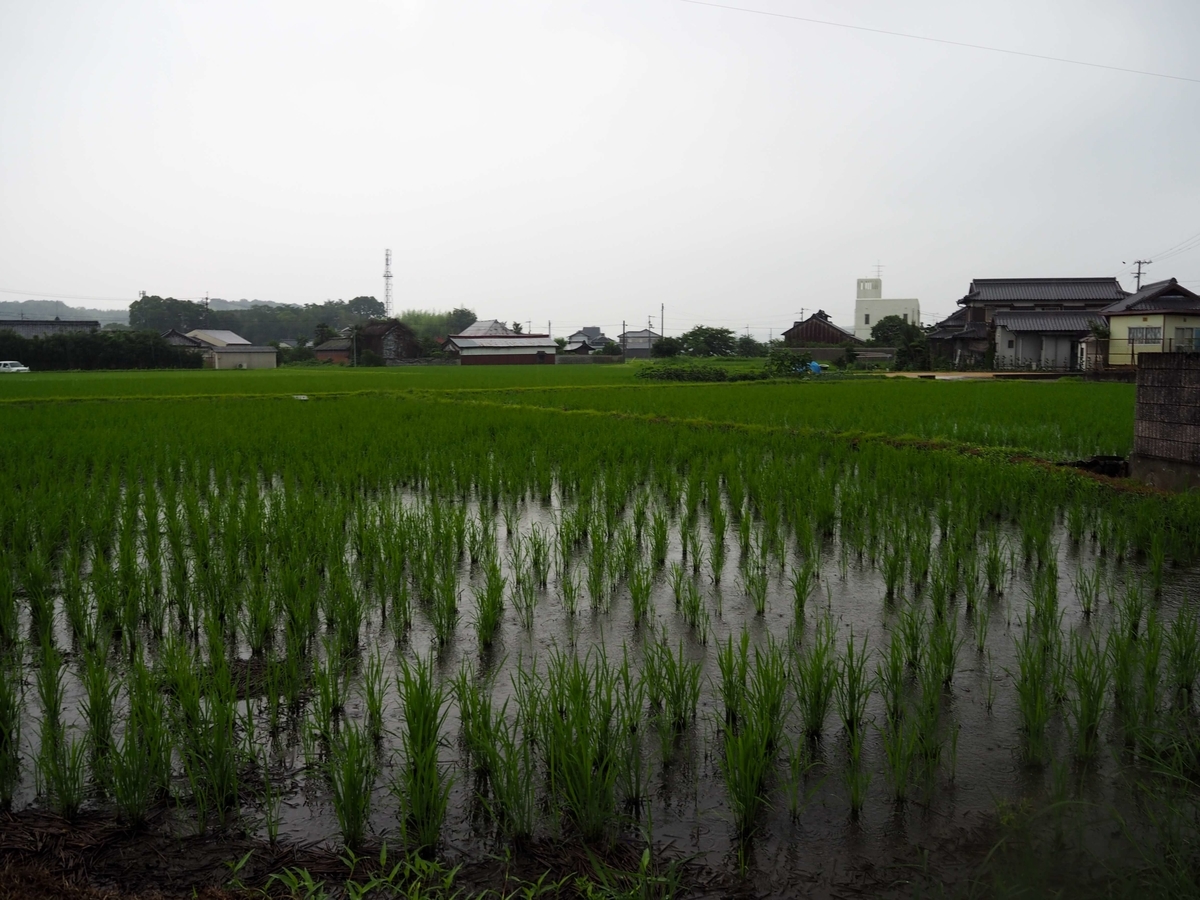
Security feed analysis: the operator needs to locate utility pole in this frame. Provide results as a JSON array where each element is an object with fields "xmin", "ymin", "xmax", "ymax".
[
  {"xmin": 661, "ymin": 303, "xmax": 664, "ymax": 336},
  {"xmin": 621, "ymin": 319, "xmax": 626, "ymax": 359},
  {"xmin": 384, "ymin": 249, "xmax": 394, "ymax": 317},
  {"xmin": 1130, "ymin": 259, "xmax": 1153, "ymax": 291}
]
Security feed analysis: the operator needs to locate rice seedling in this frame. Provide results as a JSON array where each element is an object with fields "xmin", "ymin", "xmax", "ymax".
[
  {"xmin": 615, "ymin": 650, "xmax": 648, "ymax": 814},
  {"xmin": 789, "ymin": 557, "xmax": 819, "ymax": 626},
  {"xmin": 1073, "ymin": 565, "xmax": 1101, "ymax": 619},
  {"xmin": 914, "ymin": 655, "xmax": 945, "ymax": 774},
  {"xmin": 1138, "ymin": 612, "xmax": 1164, "ymax": 745},
  {"xmin": 430, "ymin": 567, "xmax": 460, "ymax": 647},
  {"xmin": 898, "ymin": 604, "xmax": 925, "ymax": 670},
  {"xmin": 650, "ymin": 509, "xmax": 670, "ymax": 567},
  {"xmin": 1167, "ymin": 605, "xmax": 1200, "ymax": 708},
  {"xmin": 629, "ymin": 563, "xmax": 653, "ymax": 628},
  {"xmin": 363, "ymin": 650, "xmax": 386, "ymax": 742},
  {"xmin": 0, "ymin": 657, "xmax": 20, "ymax": 810},
  {"xmin": 473, "ymin": 559, "xmax": 506, "ymax": 649},
  {"xmin": 882, "ymin": 543, "xmax": 906, "ymax": 601},
  {"xmin": 37, "ymin": 702, "xmax": 86, "ymax": 822},
  {"xmin": 835, "ymin": 628, "xmax": 872, "ymax": 737},
  {"xmin": 1013, "ymin": 629, "xmax": 1051, "ymax": 764},
  {"xmin": 747, "ymin": 637, "xmax": 789, "ymax": 754},
  {"xmin": 880, "ymin": 711, "xmax": 916, "ymax": 802},
  {"xmin": 539, "ymin": 648, "xmax": 619, "ymax": 843},
  {"xmin": 452, "ymin": 662, "xmax": 494, "ymax": 780},
  {"xmin": 794, "ymin": 615, "xmax": 838, "ymax": 741},
  {"xmin": 1066, "ymin": 630, "xmax": 1108, "ymax": 760},
  {"xmin": 720, "ymin": 709, "xmax": 773, "ymax": 841},
  {"xmin": 80, "ymin": 643, "xmax": 117, "ymax": 789},
  {"xmin": 985, "ymin": 531, "xmax": 1008, "ymax": 594},
  {"xmin": 974, "ymin": 594, "xmax": 991, "ymax": 653},
  {"xmin": 876, "ymin": 628, "xmax": 906, "ymax": 723},
  {"xmin": 679, "ymin": 579, "xmax": 708, "ymax": 637},
  {"xmin": 328, "ymin": 719, "xmax": 377, "ymax": 850},
  {"xmin": 1148, "ymin": 532, "xmax": 1165, "ymax": 597},
  {"xmin": 844, "ymin": 727, "xmax": 870, "ymax": 818},
  {"xmin": 717, "ymin": 629, "xmax": 750, "ymax": 730},
  {"xmin": 396, "ymin": 654, "xmax": 451, "ymax": 855},
  {"xmin": 560, "ymin": 566, "xmax": 580, "ymax": 617},
  {"xmin": 741, "ymin": 559, "xmax": 768, "ymax": 617},
  {"xmin": 482, "ymin": 701, "xmax": 537, "ymax": 842},
  {"xmin": 513, "ymin": 569, "xmax": 538, "ymax": 631},
  {"xmin": 928, "ymin": 616, "xmax": 963, "ymax": 689}
]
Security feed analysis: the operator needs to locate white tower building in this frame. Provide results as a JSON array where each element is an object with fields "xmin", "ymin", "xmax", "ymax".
[{"xmin": 853, "ymin": 278, "xmax": 920, "ymax": 341}]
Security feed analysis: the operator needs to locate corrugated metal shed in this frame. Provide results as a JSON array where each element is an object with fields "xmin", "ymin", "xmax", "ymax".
[
  {"xmin": 187, "ymin": 329, "xmax": 251, "ymax": 346},
  {"xmin": 457, "ymin": 319, "xmax": 515, "ymax": 337},
  {"xmin": 448, "ymin": 336, "xmax": 557, "ymax": 350}
]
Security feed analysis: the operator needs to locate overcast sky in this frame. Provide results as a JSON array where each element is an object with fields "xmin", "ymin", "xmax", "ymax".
[{"xmin": 2, "ymin": 0, "xmax": 1198, "ymax": 338}]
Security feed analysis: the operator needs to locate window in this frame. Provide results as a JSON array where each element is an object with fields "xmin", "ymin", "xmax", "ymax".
[
  {"xmin": 864, "ymin": 314, "xmax": 870, "ymax": 325},
  {"xmin": 1175, "ymin": 328, "xmax": 1198, "ymax": 351},
  {"xmin": 902, "ymin": 313, "xmax": 908, "ymax": 323},
  {"xmin": 1128, "ymin": 327, "xmax": 1162, "ymax": 344},
  {"xmin": 1007, "ymin": 339, "xmax": 1014, "ymax": 349}
]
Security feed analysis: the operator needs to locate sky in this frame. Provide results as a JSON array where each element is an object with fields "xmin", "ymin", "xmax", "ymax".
[{"xmin": 1, "ymin": 0, "xmax": 1198, "ymax": 339}]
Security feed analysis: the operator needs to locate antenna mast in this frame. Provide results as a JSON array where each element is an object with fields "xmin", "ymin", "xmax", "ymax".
[{"xmin": 384, "ymin": 249, "xmax": 394, "ymax": 317}]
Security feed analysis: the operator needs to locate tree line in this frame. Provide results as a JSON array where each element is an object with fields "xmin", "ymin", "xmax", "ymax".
[
  {"xmin": 129, "ymin": 295, "xmax": 477, "ymax": 347},
  {"xmin": 0, "ymin": 329, "xmax": 203, "ymax": 371}
]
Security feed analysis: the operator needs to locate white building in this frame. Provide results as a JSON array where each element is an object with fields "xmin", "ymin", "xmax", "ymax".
[{"xmin": 852, "ymin": 278, "xmax": 920, "ymax": 341}]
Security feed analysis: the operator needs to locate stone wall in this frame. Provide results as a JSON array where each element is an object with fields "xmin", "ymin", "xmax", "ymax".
[{"xmin": 1131, "ymin": 352, "xmax": 1200, "ymax": 490}]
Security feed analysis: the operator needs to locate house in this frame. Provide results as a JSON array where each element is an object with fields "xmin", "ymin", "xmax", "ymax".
[
  {"xmin": 314, "ymin": 337, "xmax": 352, "ymax": 364},
  {"xmin": 853, "ymin": 278, "xmax": 920, "ymax": 341},
  {"xmin": 0, "ymin": 318, "xmax": 101, "ymax": 339},
  {"xmin": 992, "ymin": 311, "xmax": 1106, "ymax": 370},
  {"xmin": 564, "ymin": 326, "xmax": 612, "ymax": 354},
  {"xmin": 782, "ymin": 310, "xmax": 862, "ymax": 347},
  {"xmin": 185, "ymin": 329, "xmax": 252, "ymax": 347},
  {"xmin": 185, "ymin": 329, "xmax": 277, "ymax": 369},
  {"xmin": 618, "ymin": 328, "xmax": 661, "ymax": 359},
  {"xmin": 1103, "ymin": 279, "xmax": 1200, "ymax": 367},
  {"xmin": 444, "ymin": 319, "xmax": 557, "ymax": 365},
  {"xmin": 161, "ymin": 329, "xmax": 205, "ymax": 348},
  {"xmin": 928, "ymin": 277, "xmax": 1127, "ymax": 368},
  {"xmin": 356, "ymin": 319, "xmax": 421, "ymax": 364}
]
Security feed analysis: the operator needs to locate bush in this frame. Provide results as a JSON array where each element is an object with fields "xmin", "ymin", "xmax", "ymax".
[
  {"xmin": 0, "ymin": 329, "xmax": 203, "ymax": 370},
  {"xmin": 764, "ymin": 348, "xmax": 813, "ymax": 378},
  {"xmin": 636, "ymin": 363, "xmax": 729, "ymax": 382}
]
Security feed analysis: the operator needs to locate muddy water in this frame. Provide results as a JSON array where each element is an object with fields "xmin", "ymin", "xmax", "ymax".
[{"xmin": 11, "ymin": 491, "xmax": 1194, "ymax": 889}]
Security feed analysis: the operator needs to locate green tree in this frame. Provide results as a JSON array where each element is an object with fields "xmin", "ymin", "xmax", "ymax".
[
  {"xmin": 511, "ymin": 322, "xmax": 524, "ymax": 334},
  {"xmin": 651, "ymin": 336, "xmax": 685, "ymax": 358},
  {"xmin": 735, "ymin": 334, "xmax": 767, "ymax": 357},
  {"xmin": 871, "ymin": 315, "xmax": 929, "ymax": 370},
  {"xmin": 347, "ymin": 296, "xmax": 387, "ymax": 319},
  {"xmin": 680, "ymin": 325, "xmax": 736, "ymax": 357},
  {"xmin": 314, "ymin": 323, "xmax": 339, "ymax": 346}
]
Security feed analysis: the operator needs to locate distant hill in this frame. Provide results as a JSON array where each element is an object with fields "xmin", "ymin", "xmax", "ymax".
[{"xmin": 0, "ymin": 299, "xmax": 128, "ymax": 325}]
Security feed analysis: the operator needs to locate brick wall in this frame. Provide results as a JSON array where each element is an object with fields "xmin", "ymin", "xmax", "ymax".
[{"xmin": 1134, "ymin": 353, "xmax": 1200, "ymax": 465}]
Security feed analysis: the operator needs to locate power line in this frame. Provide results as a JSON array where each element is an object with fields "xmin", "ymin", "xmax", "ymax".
[{"xmin": 678, "ymin": 0, "xmax": 1200, "ymax": 85}]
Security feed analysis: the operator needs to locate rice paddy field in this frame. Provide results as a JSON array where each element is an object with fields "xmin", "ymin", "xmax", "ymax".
[{"xmin": 1, "ymin": 366, "xmax": 1197, "ymax": 898}]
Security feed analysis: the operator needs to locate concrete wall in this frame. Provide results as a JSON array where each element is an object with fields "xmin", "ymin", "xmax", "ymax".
[
  {"xmin": 853, "ymin": 298, "xmax": 920, "ymax": 341},
  {"xmin": 1132, "ymin": 352, "xmax": 1200, "ymax": 490},
  {"xmin": 211, "ymin": 349, "xmax": 277, "ymax": 370}
]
